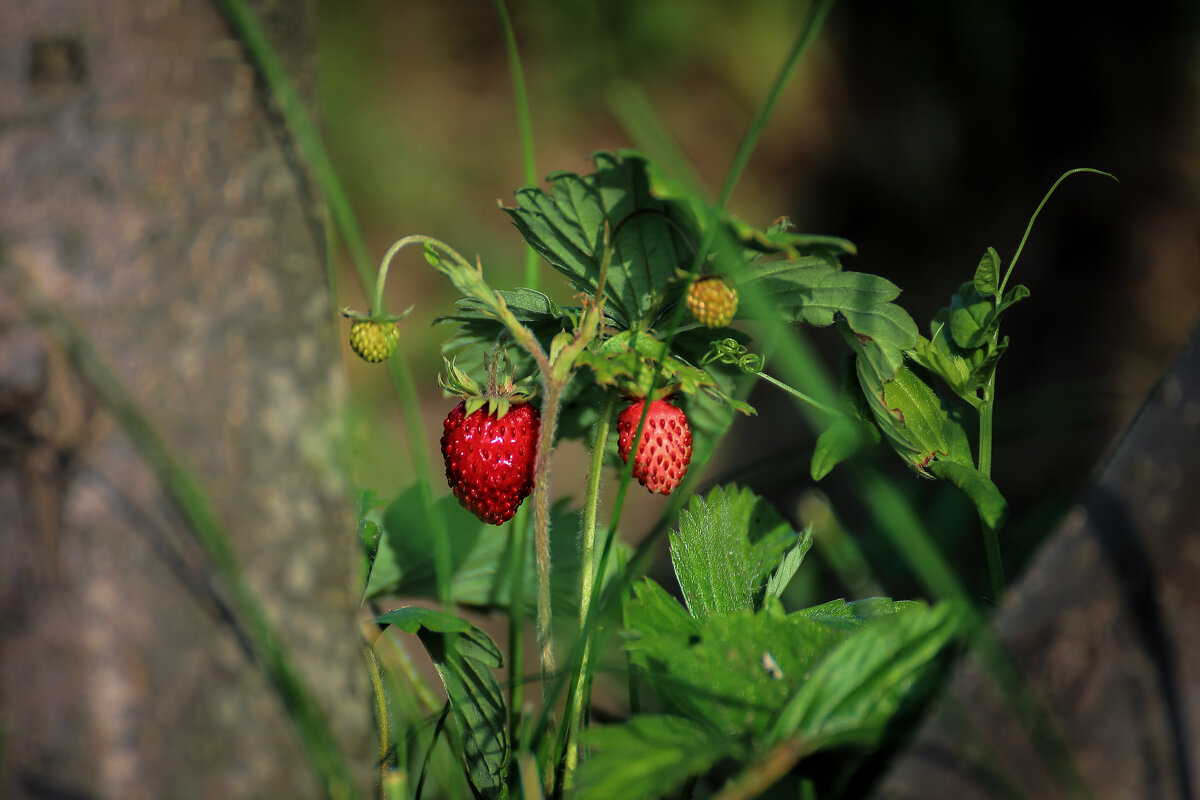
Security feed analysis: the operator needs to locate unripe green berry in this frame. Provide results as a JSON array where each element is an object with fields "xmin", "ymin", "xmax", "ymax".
[{"xmin": 349, "ymin": 320, "xmax": 400, "ymax": 363}]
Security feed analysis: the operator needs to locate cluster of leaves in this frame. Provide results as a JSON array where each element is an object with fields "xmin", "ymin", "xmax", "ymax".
[{"xmin": 571, "ymin": 486, "xmax": 966, "ymax": 799}]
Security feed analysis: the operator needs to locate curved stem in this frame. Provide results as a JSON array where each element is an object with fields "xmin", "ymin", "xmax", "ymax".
[{"xmin": 999, "ymin": 168, "xmax": 1118, "ymax": 297}]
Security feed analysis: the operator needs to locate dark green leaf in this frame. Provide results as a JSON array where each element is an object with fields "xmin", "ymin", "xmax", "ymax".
[
  {"xmin": 503, "ymin": 151, "xmax": 695, "ymax": 328},
  {"xmin": 740, "ymin": 258, "xmax": 918, "ymax": 379},
  {"xmin": 928, "ymin": 460, "xmax": 1009, "ymax": 529},
  {"xmin": 811, "ymin": 416, "xmax": 881, "ymax": 480},
  {"xmin": 948, "ymin": 282, "xmax": 993, "ymax": 350},
  {"xmin": 574, "ymin": 716, "xmax": 741, "ymax": 800},
  {"xmin": 764, "ymin": 527, "xmax": 814, "ymax": 600},
  {"xmin": 380, "ymin": 609, "xmax": 509, "ymax": 798},
  {"xmin": 963, "ymin": 335, "xmax": 1010, "ymax": 392},
  {"xmin": 670, "ymin": 486, "xmax": 800, "ymax": 616},
  {"xmin": 998, "ymin": 283, "xmax": 1030, "ymax": 314},
  {"xmin": 973, "ymin": 247, "xmax": 1001, "ymax": 296},
  {"xmin": 375, "ymin": 606, "xmax": 473, "ymax": 636},
  {"xmin": 770, "ymin": 601, "xmax": 967, "ymax": 748}
]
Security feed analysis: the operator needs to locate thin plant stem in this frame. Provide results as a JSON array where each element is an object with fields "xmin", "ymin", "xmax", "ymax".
[
  {"xmin": 977, "ymin": 374, "xmax": 1005, "ymax": 601},
  {"xmin": 562, "ymin": 390, "xmax": 617, "ymax": 784},
  {"xmin": 712, "ymin": 736, "xmax": 812, "ymax": 800},
  {"xmin": 365, "ymin": 646, "xmax": 390, "ymax": 789},
  {"xmin": 755, "ymin": 370, "xmax": 844, "ymax": 418},
  {"xmin": 532, "ymin": 378, "xmax": 565, "ymax": 684},
  {"xmin": 491, "ymin": 0, "xmax": 541, "ymax": 291},
  {"xmin": 507, "ymin": 505, "xmax": 529, "ymax": 749}
]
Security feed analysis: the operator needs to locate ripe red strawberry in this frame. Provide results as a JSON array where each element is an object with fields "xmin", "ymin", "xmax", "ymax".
[
  {"xmin": 617, "ymin": 398, "xmax": 693, "ymax": 495},
  {"xmin": 686, "ymin": 275, "xmax": 738, "ymax": 328},
  {"xmin": 441, "ymin": 400, "xmax": 540, "ymax": 525}
]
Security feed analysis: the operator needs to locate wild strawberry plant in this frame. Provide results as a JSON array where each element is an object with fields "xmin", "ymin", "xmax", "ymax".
[{"xmin": 344, "ymin": 147, "xmax": 1111, "ymax": 799}]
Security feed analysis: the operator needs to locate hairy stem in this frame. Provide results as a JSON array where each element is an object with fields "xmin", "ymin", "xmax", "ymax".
[
  {"xmin": 507, "ymin": 505, "xmax": 529, "ymax": 749},
  {"xmin": 533, "ymin": 377, "xmax": 564, "ymax": 685},
  {"xmin": 364, "ymin": 646, "xmax": 390, "ymax": 788}
]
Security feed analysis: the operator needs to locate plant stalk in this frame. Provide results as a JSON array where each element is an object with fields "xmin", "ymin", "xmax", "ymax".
[
  {"xmin": 532, "ymin": 377, "xmax": 565, "ymax": 684},
  {"xmin": 562, "ymin": 390, "xmax": 617, "ymax": 783}
]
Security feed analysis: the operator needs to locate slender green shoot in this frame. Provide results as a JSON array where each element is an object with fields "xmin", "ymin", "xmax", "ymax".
[{"xmin": 492, "ymin": 0, "xmax": 541, "ymax": 291}]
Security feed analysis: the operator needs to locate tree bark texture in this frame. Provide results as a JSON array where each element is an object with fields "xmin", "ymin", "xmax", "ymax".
[
  {"xmin": 0, "ymin": 2, "xmax": 368, "ymax": 798},
  {"xmin": 874, "ymin": 324, "xmax": 1200, "ymax": 799}
]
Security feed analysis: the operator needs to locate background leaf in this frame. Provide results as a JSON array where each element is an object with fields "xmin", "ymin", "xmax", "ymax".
[
  {"xmin": 573, "ymin": 716, "xmax": 741, "ymax": 800},
  {"xmin": 928, "ymin": 460, "xmax": 1009, "ymax": 529},
  {"xmin": 377, "ymin": 608, "xmax": 509, "ymax": 799},
  {"xmin": 368, "ymin": 486, "xmax": 618, "ymax": 615}
]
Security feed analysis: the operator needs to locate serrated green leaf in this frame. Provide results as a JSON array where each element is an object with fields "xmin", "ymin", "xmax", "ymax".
[
  {"xmin": 769, "ymin": 601, "xmax": 967, "ymax": 748},
  {"xmin": 502, "ymin": 151, "xmax": 695, "ymax": 328},
  {"xmin": 928, "ymin": 460, "xmax": 1009, "ymax": 529},
  {"xmin": 973, "ymin": 247, "xmax": 1001, "ymax": 295},
  {"xmin": 670, "ymin": 485, "xmax": 799, "ymax": 616},
  {"xmin": 948, "ymin": 282, "xmax": 993, "ymax": 350},
  {"xmin": 379, "ymin": 608, "xmax": 509, "ymax": 798},
  {"xmin": 765, "ymin": 527, "xmax": 814, "ymax": 599},
  {"xmin": 624, "ymin": 582, "xmax": 849, "ymax": 738},
  {"xmin": 574, "ymin": 716, "xmax": 741, "ymax": 800}
]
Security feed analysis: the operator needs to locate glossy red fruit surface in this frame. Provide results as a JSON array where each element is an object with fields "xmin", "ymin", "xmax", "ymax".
[
  {"xmin": 617, "ymin": 398, "xmax": 693, "ymax": 495},
  {"xmin": 441, "ymin": 400, "xmax": 540, "ymax": 525}
]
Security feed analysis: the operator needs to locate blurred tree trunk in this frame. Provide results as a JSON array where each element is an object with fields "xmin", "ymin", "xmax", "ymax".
[
  {"xmin": 0, "ymin": 2, "xmax": 369, "ymax": 798},
  {"xmin": 874, "ymin": 325, "xmax": 1200, "ymax": 799}
]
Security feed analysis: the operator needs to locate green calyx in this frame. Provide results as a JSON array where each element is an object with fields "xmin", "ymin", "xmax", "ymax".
[{"xmin": 439, "ymin": 356, "xmax": 536, "ymax": 419}]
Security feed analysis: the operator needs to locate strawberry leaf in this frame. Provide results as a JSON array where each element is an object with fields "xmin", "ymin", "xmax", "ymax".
[
  {"xmin": 502, "ymin": 151, "xmax": 695, "ymax": 328},
  {"xmin": 769, "ymin": 601, "xmax": 967, "ymax": 749},
  {"xmin": 670, "ymin": 485, "xmax": 801, "ymax": 617}
]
